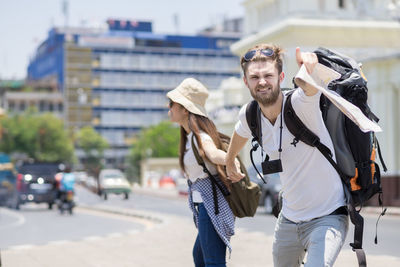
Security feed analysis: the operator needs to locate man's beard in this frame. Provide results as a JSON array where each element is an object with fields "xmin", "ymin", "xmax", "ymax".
[{"xmin": 250, "ymin": 81, "xmax": 281, "ymax": 106}]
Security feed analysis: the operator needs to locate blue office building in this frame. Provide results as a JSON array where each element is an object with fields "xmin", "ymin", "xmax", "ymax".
[{"xmin": 27, "ymin": 19, "xmax": 241, "ymax": 166}]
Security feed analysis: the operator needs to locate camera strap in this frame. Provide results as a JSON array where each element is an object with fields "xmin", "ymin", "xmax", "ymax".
[
  {"xmin": 262, "ymin": 98, "xmax": 283, "ymax": 163},
  {"xmin": 278, "ymin": 101, "xmax": 283, "ymax": 157},
  {"xmin": 250, "ymin": 97, "xmax": 284, "ymax": 181}
]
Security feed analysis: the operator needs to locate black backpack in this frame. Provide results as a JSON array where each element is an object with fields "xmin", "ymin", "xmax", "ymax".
[
  {"xmin": 191, "ymin": 133, "xmax": 261, "ymax": 218},
  {"xmin": 246, "ymin": 47, "xmax": 387, "ymax": 267}
]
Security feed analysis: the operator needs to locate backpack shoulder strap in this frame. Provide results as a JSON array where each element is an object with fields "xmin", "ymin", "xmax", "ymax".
[
  {"xmin": 190, "ymin": 134, "xmax": 230, "ymax": 196},
  {"xmin": 245, "ymin": 100, "xmax": 262, "ymax": 147},
  {"xmin": 191, "ymin": 134, "xmax": 205, "ymax": 166},
  {"xmin": 375, "ymin": 138, "xmax": 387, "ymax": 172},
  {"xmin": 283, "ymin": 90, "xmax": 346, "ymax": 179},
  {"xmin": 190, "ymin": 134, "xmax": 229, "ymax": 215},
  {"xmin": 245, "ymin": 100, "xmax": 267, "ymax": 184},
  {"xmin": 284, "ymin": 90, "xmax": 321, "ymax": 147}
]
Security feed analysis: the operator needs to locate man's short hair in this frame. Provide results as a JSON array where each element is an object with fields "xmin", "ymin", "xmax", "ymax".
[{"xmin": 240, "ymin": 44, "xmax": 284, "ymax": 76}]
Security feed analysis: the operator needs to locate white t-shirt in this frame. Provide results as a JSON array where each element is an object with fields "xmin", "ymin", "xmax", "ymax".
[
  {"xmin": 235, "ymin": 89, "xmax": 345, "ymax": 222},
  {"xmin": 184, "ymin": 131, "xmax": 218, "ymax": 203}
]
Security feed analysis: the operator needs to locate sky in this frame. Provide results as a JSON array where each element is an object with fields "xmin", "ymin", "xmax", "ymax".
[{"xmin": 0, "ymin": 0, "xmax": 244, "ymax": 80}]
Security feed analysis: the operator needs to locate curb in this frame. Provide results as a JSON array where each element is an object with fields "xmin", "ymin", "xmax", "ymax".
[
  {"xmin": 77, "ymin": 204, "xmax": 164, "ymax": 224},
  {"xmin": 132, "ymin": 187, "xmax": 187, "ymax": 201},
  {"xmin": 132, "ymin": 187, "xmax": 400, "ymax": 217},
  {"xmin": 131, "ymin": 187, "xmax": 400, "ymax": 219}
]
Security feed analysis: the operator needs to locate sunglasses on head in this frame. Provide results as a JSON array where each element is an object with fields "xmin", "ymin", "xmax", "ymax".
[{"xmin": 243, "ymin": 48, "xmax": 274, "ymax": 62}]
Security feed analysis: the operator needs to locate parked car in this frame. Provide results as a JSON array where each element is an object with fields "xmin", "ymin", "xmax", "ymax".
[
  {"xmin": 15, "ymin": 162, "xmax": 61, "ymax": 209},
  {"xmin": 0, "ymin": 153, "xmax": 18, "ymax": 208},
  {"xmin": 247, "ymin": 163, "xmax": 282, "ymax": 214},
  {"xmin": 99, "ymin": 169, "xmax": 131, "ymax": 200}
]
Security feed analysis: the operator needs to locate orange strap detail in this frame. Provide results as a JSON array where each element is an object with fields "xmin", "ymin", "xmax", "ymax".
[
  {"xmin": 370, "ymin": 147, "xmax": 376, "ymax": 182},
  {"xmin": 350, "ymin": 168, "xmax": 361, "ymax": 191}
]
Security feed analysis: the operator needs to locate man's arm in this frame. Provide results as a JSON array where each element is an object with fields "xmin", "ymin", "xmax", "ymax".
[
  {"xmin": 295, "ymin": 47, "xmax": 319, "ymax": 96},
  {"xmin": 225, "ymin": 131, "xmax": 248, "ymax": 182}
]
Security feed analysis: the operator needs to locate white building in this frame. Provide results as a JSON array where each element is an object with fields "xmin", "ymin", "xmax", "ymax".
[
  {"xmin": 210, "ymin": 0, "xmax": 400, "ymax": 179},
  {"xmin": 3, "ymin": 92, "xmax": 63, "ymax": 118}
]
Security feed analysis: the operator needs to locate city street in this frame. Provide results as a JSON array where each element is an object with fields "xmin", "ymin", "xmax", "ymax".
[
  {"xmin": 1, "ymin": 185, "xmax": 400, "ymax": 266},
  {"xmin": 0, "ymin": 204, "xmax": 145, "ymax": 249},
  {"xmin": 130, "ymin": 188, "xmax": 400, "ymax": 259},
  {"xmin": 80, "ymin": 185, "xmax": 400, "ymax": 258}
]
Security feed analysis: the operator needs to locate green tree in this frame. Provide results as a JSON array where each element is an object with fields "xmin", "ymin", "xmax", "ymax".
[
  {"xmin": 0, "ymin": 111, "xmax": 74, "ymax": 163},
  {"xmin": 127, "ymin": 121, "xmax": 180, "ymax": 182},
  {"xmin": 35, "ymin": 113, "xmax": 74, "ymax": 162},
  {"xmin": 76, "ymin": 126, "xmax": 109, "ymax": 177}
]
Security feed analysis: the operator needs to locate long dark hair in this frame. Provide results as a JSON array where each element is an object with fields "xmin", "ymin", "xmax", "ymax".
[{"xmin": 179, "ymin": 112, "xmax": 229, "ymax": 187}]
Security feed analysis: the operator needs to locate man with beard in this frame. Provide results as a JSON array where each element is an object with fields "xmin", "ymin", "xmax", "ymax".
[{"xmin": 225, "ymin": 44, "xmax": 348, "ymax": 267}]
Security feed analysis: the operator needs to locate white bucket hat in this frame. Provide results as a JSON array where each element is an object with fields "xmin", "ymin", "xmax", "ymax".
[{"xmin": 167, "ymin": 78, "xmax": 209, "ymax": 117}]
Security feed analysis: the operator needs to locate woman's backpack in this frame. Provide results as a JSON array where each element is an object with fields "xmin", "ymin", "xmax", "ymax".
[{"xmin": 191, "ymin": 134, "xmax": 261, "ymax": 218}]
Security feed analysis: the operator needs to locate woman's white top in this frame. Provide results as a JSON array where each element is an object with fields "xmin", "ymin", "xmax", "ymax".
[{"xmin": 184, "ymin": 131, "xmax": 218, "ymax": 203}]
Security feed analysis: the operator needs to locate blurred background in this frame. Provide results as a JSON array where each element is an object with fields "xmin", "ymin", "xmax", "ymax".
[
  {"xmin": 0, "ymin": 0, "xmax": 399, "ymax": 203},
  {"xmin": 1, "ymin": 1, "xmax": 400, "ymax": 266}
]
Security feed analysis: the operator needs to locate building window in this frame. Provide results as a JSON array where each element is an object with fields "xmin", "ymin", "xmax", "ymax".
[
  {"xmin": 20, "ymin": 102, "xmax": 26, "ymax": 111},
  {"xmin": 39, "ymin": 100, "xmax": 46, "ymax": 111},
  {"xmin": 338, "ymin": 0, "xmax": 345, "ymax": 9},
  {"xmin": 8, "ymin": 101, "xmax": 15, "ymax": 111}
]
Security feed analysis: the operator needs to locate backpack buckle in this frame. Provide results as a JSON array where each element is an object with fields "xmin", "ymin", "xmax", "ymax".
[
  {"xmin": 251, "ymin": 138, "xmax": 260, "ymax": 151},
  {"xmin": 310, "ymin": 136, "xmax": 320, "ymax": 146}
]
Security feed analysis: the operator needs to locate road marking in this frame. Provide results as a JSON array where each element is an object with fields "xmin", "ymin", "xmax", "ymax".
[
  {"xmin": 128, "ymin": 230, "xmax": 139, "ymax": 235},
  {"xmin": 83, "ymin": 236, "xmax": 102, "ymax": 242},
  {"xmin": 47, "ymin": 240, "xmax": 71, "ymax": 246},
  {"xmin": 107, "ymin": 232, "xmax": 123, "ymax": 238},
  {"xmin": 7, "ymin": 244, "xmax": 34, "ymax": 250},
  {"xmin": 75, "ymin": 206, "xmax": 158, "ymax": 229},
  {"xmin": 0, "ymin": 208, "xmax": 26, "ymax": 230}
]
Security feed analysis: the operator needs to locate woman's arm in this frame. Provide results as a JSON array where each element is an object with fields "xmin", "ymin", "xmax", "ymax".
[
  {"xmin": 202, "ymin": 139, "xmax": 228, "ymax": 166},
  {"xmin": 202, "ymin": 139, "xmax": 241, "ymax": 170}
]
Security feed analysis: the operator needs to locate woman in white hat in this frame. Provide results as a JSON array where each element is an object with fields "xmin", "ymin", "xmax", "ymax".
[{"xmin": 167, "ymin": 78, "xmax": 240, "ymax": 267}]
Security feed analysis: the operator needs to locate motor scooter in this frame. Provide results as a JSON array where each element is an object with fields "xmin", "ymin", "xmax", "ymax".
[{"xmin": 58, "ymin": 190, "xmax": 74, "ymax": 215}]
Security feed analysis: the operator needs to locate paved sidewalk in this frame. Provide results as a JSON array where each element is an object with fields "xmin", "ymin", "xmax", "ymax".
[{"xmin": 2, "ymin": 187, "xmax": 400, "ymax": 267}]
